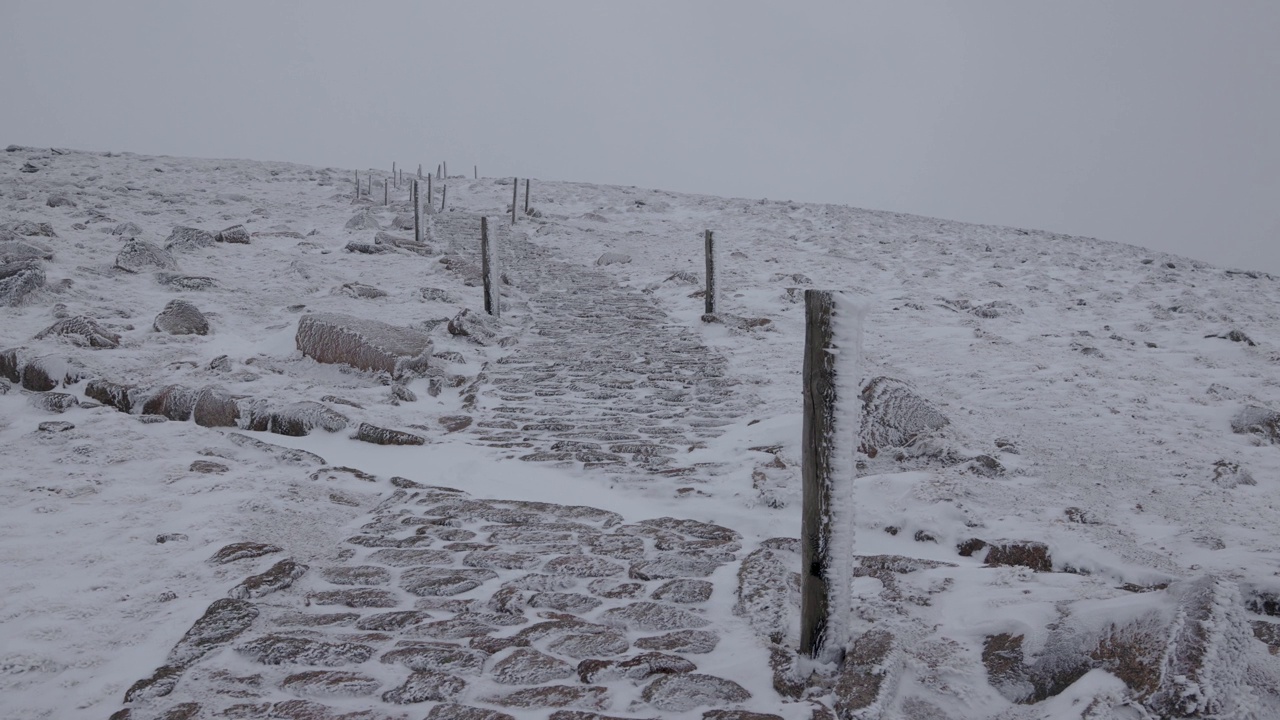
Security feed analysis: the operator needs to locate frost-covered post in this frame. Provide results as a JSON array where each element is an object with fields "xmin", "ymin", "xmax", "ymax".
[
  {"xmin": 800, "ymin": 289, "xmax": 868, "ymax": 663},
  {"xmin": 704, "ymin": 230, "xmax": 717, "ymax": 315},
  {"xmin": 353, "ymin": 171, "xmax": 359, "ymax": 201},
  {"xmin": 413, "ymin": 180, "xmax": 421, "ymax": 243},
  {"xmin": 417, "ymin": 164, "xmax": 422, "ymax": 179},
  {"xmin": 383, "ymin": 178, "xmax": 389, "ymax": 206},
  {"xmin": 440, "ymin": 183, "xmax": 447, "ymax": 212},
  {"xmin": 524, "ymin": 179, "xmax": 530, "ymax": 214},
  {"xmin": 392, "ymin": 162, "xmax": 396, "ymax": 187},
  {"xmin": 511, "ymin": 178, "xmax": 518, "ymax": 225},
  {"xmin": 481, "ymin": 217, "xmax": 500, "ymax": 317},
  {"xmin": 474, "ymin": 164, "xmax": 477, "ymax": 179}
]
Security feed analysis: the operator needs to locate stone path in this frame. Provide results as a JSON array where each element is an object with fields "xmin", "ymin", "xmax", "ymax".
[
  {"xmin": 112, "ymin": 213, "xmax": 786, "ymax": 720},
  {"xmin": 434, "ymin": 212, "xmax": 756, "ymax": 477}
]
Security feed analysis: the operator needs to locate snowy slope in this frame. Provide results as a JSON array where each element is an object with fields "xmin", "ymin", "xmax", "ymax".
[{"xmin": 1, "ymin": 146, "xmax": 1278, "ymax": 720}]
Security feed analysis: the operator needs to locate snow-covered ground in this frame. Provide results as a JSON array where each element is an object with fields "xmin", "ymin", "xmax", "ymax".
[{"xmin": 2, "ymin": 146, "xmax": 1278, "ymax": 720}]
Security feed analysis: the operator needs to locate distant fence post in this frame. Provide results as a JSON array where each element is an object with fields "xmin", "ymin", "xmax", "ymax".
[
  {"xmin": 417, "ymin": 164, "xmax": 422, "ymax": 179},
  {"xmin": 440, "ymin": 183, "xmax": 447, "ymax": 212},
  {"xmin": 367, "ymin": 175, "xmax": 372, "ymax": 196},
  {"xmin": 704, "ymin": 230, "xmax": 716, "ymax": 315},
  {"xmin": 524, "ymin": 179, "xmax": 530, "ymax": 214},
  {"xmin": 474, "ymin": 164, "xmax": 477, "ymax": 179},
  {"xmin": 384, "ymin": 178, "xmax": 389, "ymax": 206},
  {"xmin": 511, "ymin": 178, "xmax": 518, "ymax": 225},
  {"xmin": 353, "ymin": 171, "xmax": 359, "ymax": 201},
  {"xmin": 799, "ymin": 289, "xmax": 868, "ymax": 664},
  {"xmin": 392, "ymin": 162, "xmax": 396, "ymax": 187},
  {"xmin": 413, "ymin": 180, "xmax": 421, "ymax": 243},
  {"xmin": 481, "ymin": 217, "xmax": 500, "ymax": 317}
]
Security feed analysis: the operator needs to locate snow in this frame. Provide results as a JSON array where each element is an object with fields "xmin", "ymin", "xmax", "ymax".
[{"xmin": 2, "ymin": 146, "xmax": 1279, "ymax": 719}]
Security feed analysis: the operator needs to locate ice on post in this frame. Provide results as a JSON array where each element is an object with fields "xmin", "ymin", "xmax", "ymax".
[{"xmin": 296, "ymin": 312, "xmax": 432, "ymax": 379}]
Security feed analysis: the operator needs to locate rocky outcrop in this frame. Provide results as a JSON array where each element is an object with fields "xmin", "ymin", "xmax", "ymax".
[{"xmin": 296, "ymin": 312, "xmax": 432, "ymax": 379}]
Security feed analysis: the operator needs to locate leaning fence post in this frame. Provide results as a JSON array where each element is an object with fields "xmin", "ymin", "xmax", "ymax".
[
  {"xmin": 511, "ymin": 178, "xmax": 518, "ymax": 225},
  {"xmin": 799, "ymin": 289, "xmax": 868, "ymax": 664},
  {"xmin": 413, "ymin": 180, "xmax": 421, "ymax": 243},
  {"xmin": 704, "ymin": 230, "xmax": 716, "ymax": 315},
  {"xmin": 524, "ymin": 178, "xmax": 530, "ymax": 214},
  {"xmin": 481, "ymin": 217, "xmax": 500, "ymax": 317}
]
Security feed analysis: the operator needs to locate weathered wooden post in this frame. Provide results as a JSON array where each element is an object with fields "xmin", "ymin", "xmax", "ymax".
[
  {"xmin": 799, "ymin": 290, "xmax": 868, "ymax": 664},
  {"xmin": 392, "ymin": 162, "xmax": 396, "ymax": 187},
  {"xmin": 353, "ymin": 171, "xmax": 359, "ymax": 201},
  {"xmin": 384, "ymin": 178, "xmax": 389, "ymax": 206},
  {"xmin": 474, "ymin": 165, "xmax": 477, "ymax": 179},
  {"xmin": 511, "ymin": 178, "xmax": 518, "ymax": 225},
  {"xmin": 417, "ymin": 164, "xmax": 422, "ymax": 178},
  {"xmin": 440, "ymin": 183, "xmax": 447, "ymax": 212},
  {"xmin": 413, "ymin": 180, "xmax": 421, "ymax": 243},
  {"xmin": 427, "ymin": 174, "xmax": 433, "ymax": 213},
  {"xmin": 437, "ymin": 163, "xmax": 442, "ymax": 179},
  {"xmin": 481, "ymin": 217, "xmax": 500, "ymax": 317},
  {"xmin": 524, "ymin": 179, "xmax": 530, "ymax": 214},
  {"xmin": 367, "ymin": 175, "xmax": 372, "ymax": 196},
  {"xmin": 704, "ymin": 230, "xmax": 716, "ymax": 315}
]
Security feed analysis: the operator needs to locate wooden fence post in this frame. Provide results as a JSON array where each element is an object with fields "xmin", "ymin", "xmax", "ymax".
[
  {"xmin": 440, "ymin": 183, "xmax": 447, "ymax": 212},
  {"xmin": 481, "ymin": 217, "xmax": 500, "ymax": 317},
  {"xmin": 524, "ymin": 179, "xmax": 530, "ymax": 214},
  {"xmin": 427, "ymin": 174, "xmax": 433, "ymax": 213},
  {"xmin": 384, "ymin": 179, "xmax": 389, "ymax": 206},
  {"xmin": 417, "ymin": 164, "xmax": 422, "ymax": 178},
  {"xmin": 353, "ymin": 171, "xmax": 359, "ymax": 201},
  {"xmin": 704, "ymin": 230, "xmax": 716, "ymax": 315},
  {"xmin": 437, "ymin": 163, "xmax": 441, "ymax": 179},
  {"xmin": 799, "ymin": 289, "xmax": 868, "ymax": 664},
  {"xmin": 474, "ymin": 165, "xmax": 477, "ymax": 179},
  {"xmin": 392, "ymin": 162, "xmax": 396, "ymax": 187},
  {"xmin": 511, "ymin": 178, "xmax": 518, "ymax": 225},
  {"xmin": 413, "ymin": 180, "xmax": 421, "ymax": 243}
]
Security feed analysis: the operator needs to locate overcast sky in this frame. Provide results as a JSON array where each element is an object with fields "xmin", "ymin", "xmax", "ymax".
[{"xmin": 3, "ymin": 1, "xmax": 1277, "ymax": 272}]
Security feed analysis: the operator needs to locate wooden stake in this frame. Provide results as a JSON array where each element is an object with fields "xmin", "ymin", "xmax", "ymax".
[
  {"xmin": 354, "ymin": 171, "xmax": 359, "ymax": 201},
  {"xmin": 704, "ymin": 230, "xmax": 716, "ymax": 315},
  {"xmin": 524, "ymin": 179, "xmax": 530, "ymax": 214},
  {"xmin": 511, "ymin": 178, "xmax": 518, "ymax": 225},
  {"xmin": 799, "ymin": 290, "xmax": 866, "ymax": 663},
  {"xmin": 440, "ymin": 183, "xmax": 447, "ymax": 212},
  {"xmin": 413, "ymin": 180, "xmax": 421, "ymax": 243},
  {"xmin": 474, "ymin": 165, "xmax": 477, "ymax": 179},
  {"xmin": 481, "ymin": 216, "xmax": 499, "ymax": 317},
  {"xmin": 384, "ymin": 178, "xmax": 389, "ymax": 206}
]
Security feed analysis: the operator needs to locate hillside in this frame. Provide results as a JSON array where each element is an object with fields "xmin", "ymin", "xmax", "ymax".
[{"xmin": 2, "ymin": 146, "xmax": 1278, "ymax": 719}]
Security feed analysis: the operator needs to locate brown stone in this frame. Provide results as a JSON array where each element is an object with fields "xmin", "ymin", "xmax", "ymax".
[
  {"xmin": 440, "ymin": 414, "xmax": 473, "ymax": 432},
  {"xmin": 545, "ymin": 555, "xmax": 625, "ymax": 578},
  {"xmin": 381, "ymin": 642, "xmax": 488, "ymax": 675},
  {"xmin": 320, "ymin": 565, "xmax": 390, "ymax": 586},
  {"xmin": 652, "ymin": 579, "xmax": 713, "ymax": 603},
  {"xmin": 229, "ymin": 559, "xmax": 308, "ymax": 600},
  {"xmin": 192, "ymin": 385, "xmax": 240, "ymax": 427},
  {"xmin": 599, "ymin": 601, "xmax": 710, "ymax": 631},
  {"xmin": 381, "ymin": 670, "xmax": 466, "ymax": 704},
  {"xmin": 209, "ymin": 542, "xmax": 283, "ymax": 564},
  {"xmin": 236, "ymin": 635, "xmax": 375, "ymax": 666},
  {"xmin": 296, "ymin": 312, "xmax": 432, "ymax": 379},
  {"xmin": 425, "ymin": 704, "xmax": 514, "ymax": 720},
  {"xmin": 280, "ymin": 671, "xmax": 380, "ymax": 697},
  {"xmin": 166, "ymin": 598, "xmax": 260, "ymax": 668},
  {"xmin": 309, "ymin": 588, "xmax": 400, "ymax": 608},
  {"xmin": 487, "ymin": 685, "xmax": 610, "ymax": 711},
  {"xmin": 634, "ymin": 630, "xmax": 720, "ymax": 654},
  {"xmin": 401, "ymin": 567, "xmax": 497, "ymax": 596},
  {"xmin": 640, "ymin": 673, "xmax": 750, "ymax": 712},
  {"xmin": 492, "ymin": 648, "xmax": 576, "ymax": 685}
]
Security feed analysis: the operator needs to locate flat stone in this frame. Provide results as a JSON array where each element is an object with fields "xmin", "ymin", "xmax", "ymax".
[
  {"xmin": 216, "ymin": 224, "xmax": 250, "ymax": 244},
  {"xmin": 35, "ymin": 316, "xmax": 121, "ymax": 348},
  {"xmin": 463, "ymin": 551, "xmax": 542, "ymax": 570},
  {"xmin": 274, "ymin": 612, "xmax": 359, "ymax": 627},
  {"xmin": 544, "ymin": 555, "xmax": 626, "ymax": 578},
  {"xmin": 641, "ymin": 673, "xmax": 750, "ymax": 712},
  {"xmin": 588, "ymin": 580, "xmax": 646, "ymax": 599},
  {"xmin": 355, "ymin": 611, "xmax": 434, "ymax": 632},
  {"xmin": 491, "ymin": 648, "xmax": 575, "ymax": 685},
  {"xmin": 487, "ymin": 685, "xmax": 610, "ymax": 711},
  {"xmin": 309, "ymin": 588, "xmax": 399, "ymax": 608},
  {"xmin": 155, "ymin": 272, "xmax": 217, "ymax": 290},
  {"xmin": 528, "ymin": 592, "xmax": 603, "ymax": 613},
  {"xmin": 440, "ymin": 414, "xmax": 473, "ymax": 432},
  {"xmin": 547, "ymin": 630, "xmax": 630, "ymax": 659},
  {"xmin": 380, "ymin": 642, "xmax": 488, "ymax": 675},
  {"xmin": 321, "ymin": 565, "xmax": 391, "ymax": 586},
  {"xmin": 189, "ymin": 460, "xmax": 228, "ymax": 473},
  {"xmin": 166, "ymin": 598, "xmax": 260, "ymax": 668},
  {"xmin": 425, "ymin": 704, "xmax": 514, "ymax": 720},
  {"xmin": 381, "ymin": 670, "xmax": 466, "ymax": 704},
  {"xmin": 600, "ymin": 601, "xmax": 710, "ymax": 631},
  {"xmin": 37, "ymin": 420, "xmax": 75, "ymax": 432},
  {"xmin": 297, "ymin": 312, "xmax": 432, "ymax": 379},
  {"xmin": 629, "ymin": 554, "xmax": 723, "ymax": 580},
  {"xmin": 229, "ymin": 559, "xmax": 308, "ymax": 600},
  {"xmin": 280, "ymin": 671, "xmax": 380, "ymax": 697},
  {"xmin": 163, "ymin": 226, "xmax": 216, "ymax": 251},
  {"xmin": 208, "ymin": 542, "xmax": 282, "ymax": 564},
  {"xmin": 401, "ymin": 567, "xmax": 497, "ymax": 596},
  {"xmin": 634, "ymin": 630, "xmax": 720, "ymax": 654},
  {"xmin": 236, "ymin": 635, "xmax": 375, "ymax": 666},
  {"xmin": 367, "ymin": 548, "xmax": 453, "ymax": 567},
  {"xmin": 228, "ymin": 432, "xmax": 327, "ymax": 466},
  {"xmin": 30, "ymin": 392, "xmax": 78, "ymax": 413},
  {"xmin": 652, "ymin": 579, "xmax": 714, "ymax": 603}
]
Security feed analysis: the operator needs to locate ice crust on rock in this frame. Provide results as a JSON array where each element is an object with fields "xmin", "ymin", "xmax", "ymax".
[
  {"xmin": 163, "ymin": 226, "xmax": 216, "ymax": 251},
  {"xmin": 296, "ymin": 312, "xmax": 432, "ymax": 379},
  {"xmin": 0, "ymin": 260, "xmax": 46, "ymax": 305},
  {"xmin": 115, "ymin": 238, "xmax": 178, "ymax": 273},
  {"xmin": 153, "ymin": 299, "xmax": 210, "ymax": 335}
]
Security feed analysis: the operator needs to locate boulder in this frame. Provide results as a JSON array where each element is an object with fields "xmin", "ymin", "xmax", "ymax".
[
  {"xmin": 353, "ymin": 422, "xmax": 426, "ymax": 446},
  {"xmin": 228, "ymin": 559, "xmax": 308, "ymax": 600},
  {"xmin": 215, "ymin": 224, "xmax": 250, "ymax": 244},
  {"xmin": 208, "ymin": 542, "xmax": 283, "ymax": 564},
  {"xmin": 241, "ymin": 400, "xmax": 349, "ymax": 436},
  {"xmin": 85, "ymin": 378, "xmax": 141, "ymax": 413},
  {"xmin": 382, "ymin": 670, "xmax": 467, "ymax": 704},
  {"xmin": 141, "ymin": 385, "xmax": 199, "ymax": 421},
  {"xmin": 30, "ymin": 392, "xmax": 79, "ymax": 413},
  {"xmin": 46, "ymin": 194, "xmax": 76, "ymax": 208},
  {"xmin": 595, "ymin": 252, "xmax": 632, "ymax": 266},
  {"xmin": 35, "ymin": 316, "xmax": 121, "ymax": 348},
  {"xmin": 167, "ymin": 598, "xmax": 260, "ymax": 668},
  {"xmin": 345, "ymin": 210, "xmax": 382, "ymax": 231},
  {"xmin": 163, "ymin": 226, "xmax": 215, "ymax": 251},
  {"xmin": 116, "ymin": 239, "xmax": 178, "ymax": 273},
  {"xmin": 154, "ymin": 272, "xmax": 216, "ymax": 290},
  {"xmin": 339, "ymin": 282, "xmax": 388, "ymax": 299},
  {"xmin": 0, "ymin": 240, "xmax": 53, "ymax": 263},
  {"xmin": 447, "ymin": 308, "xmax": 498, "ymax": 344},
  {"xmin": 859, "ymin": 376, "xmax": 950, "ymax": 458},
  {"xmin": 1232, "ymin": 405, "xmax": 1280, "ymax": 444},
  {"xmin": 1, "ymin": 350, "xmax": 86, "ymax": 391},
  {"xmin": 0, "ymin": 260, "xmax": 45, "ymax": 306},
  {"xmin": 344, "ymin": 240, "xmax": 390, "ymax": 254},
  {"xmin": 192, "ymin": 386, "xmax": 240, "ymax": 427},
  {"xmin": 154, "ymin": 300, "xmax": 210, "ymax": 335},
  {"xmin": 1, "ymin": 221, "xmax": 56, "ymax": 237},
  {"xmin": 111, "ymin": 221, "xmax": 143, "ymax": 237},
  {"xmin": 296, "ymin": 312, "xmax": 432, "ymax": 379}
]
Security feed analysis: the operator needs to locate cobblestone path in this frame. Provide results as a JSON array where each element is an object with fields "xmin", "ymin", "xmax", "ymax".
[
  {"xmin": 112, "ymin": 215, "xmax": 787, "ymax": 720},
  {"xmin": 435, "ymin": 212, "xmax": 757, "ymax": 477}
]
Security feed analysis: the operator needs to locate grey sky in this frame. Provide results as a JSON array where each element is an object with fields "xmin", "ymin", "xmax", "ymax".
[{"xmin": 3, "ymin": 1, "xmax": 1277, "ymax": 272}]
